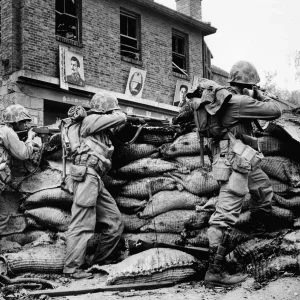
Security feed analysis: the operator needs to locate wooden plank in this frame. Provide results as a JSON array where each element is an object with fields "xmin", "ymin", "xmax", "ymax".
[{"xmin": 29, "ymin": 281, "xmax": 174, "ymax": 297}]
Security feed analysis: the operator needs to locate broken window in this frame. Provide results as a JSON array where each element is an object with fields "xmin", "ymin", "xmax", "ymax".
[
  {"xmin": 172, "ymin": 31, "xmax": 188, "ymax": 75},
  {"xmin": 120, "ymin": 10, "xmax": 140, "ymax": 60},
  {"xmin": 55, "ymin": 0, "xmax": 80, "ymax": 42}
]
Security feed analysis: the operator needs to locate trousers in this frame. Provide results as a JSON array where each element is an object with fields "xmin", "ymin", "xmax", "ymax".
[
  {"xmin": 63, "ymin": 173, "xmax": 124, "ymax": 274},
  {"xmin": 209, "ymin": 160, "xmax": 273, "ymax": 228}
]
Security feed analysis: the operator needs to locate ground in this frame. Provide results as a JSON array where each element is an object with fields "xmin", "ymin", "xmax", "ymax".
[
  {"xmin": 57, "ymin": 277, "xmax": 300, "ymax": 300},
  {"xmin": 4, "ymin": 274, "xmax": 300, "ymax": 300}
]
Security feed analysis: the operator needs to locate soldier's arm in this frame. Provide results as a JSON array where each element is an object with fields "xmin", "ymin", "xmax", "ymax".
[
  {"xmin": 80, "ymin": 111, "xmax": 127, "ymax": 137},
  {"xmin": 236, "ymin": 95, "xmax": 282, "ymax": 120},
  {"xmin": 2, "ymin": 127, "xmax": 35, "ymax": 160}
]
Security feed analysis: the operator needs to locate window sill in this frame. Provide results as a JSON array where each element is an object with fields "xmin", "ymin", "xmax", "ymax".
[
  {"xmin": 56, "ymin": 36, "xmax": 83, "ymax": 48},
  {"xmin": 173, "ymin": 72, "xmax": 189, "ymax": 81},
  {"xmin": 121, "ymin": 56, "xmax": 143, "ymax": 66}
]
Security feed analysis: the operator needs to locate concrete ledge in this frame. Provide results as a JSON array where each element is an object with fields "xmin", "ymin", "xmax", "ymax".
[{"xmin": 12, "ymin": 70, "xmax": 180, "ymax": 116}]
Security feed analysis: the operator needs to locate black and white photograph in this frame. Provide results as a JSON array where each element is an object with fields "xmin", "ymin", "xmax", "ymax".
[{"xmin": 0, "ymin": 0, "xmax": 300, "ymax": 299}]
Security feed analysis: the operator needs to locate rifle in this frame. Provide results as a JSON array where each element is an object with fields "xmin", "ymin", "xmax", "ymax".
[
  {"xmin": 243, "ymin": 86, "xmax": 279, "ymax": 101},
  {"xmin": 127, "ymin": 239, "xmax": 209, "ymax": 260},
  {"xmin": 126, "ymin": 114, "xmax": 170, "ymax": 127},
  {"xmin": 16, "ymin": 126, "xmax": 60, "ymax": 143}
]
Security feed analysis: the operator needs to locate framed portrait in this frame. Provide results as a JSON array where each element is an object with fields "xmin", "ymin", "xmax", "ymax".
[
  {"xmin": 125, "ymin": 67, "xmax": 147, "ymax": 98},
  {"xmin": 173, "ymin": 80, "xmax": 192, "ymax": 107},
  {"xmin": 65, "ymin": 51, "xmax": 85, "ymax": 87}
]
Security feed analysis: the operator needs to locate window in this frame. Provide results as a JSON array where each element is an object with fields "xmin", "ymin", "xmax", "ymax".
[
  {"xmin": 172, "ymin": 31, "xmax": 188, "ymax": 76},
  {"xmin": 120, "ymin": 10, "xmax": 140, "ymax": 61},
  {"xmin": 203, "ymin": 41, "xmax": 213, "ymax": 79},
  {"xmin": 55, "ymin": 0, "xmax": 80, "ymax": 42}
]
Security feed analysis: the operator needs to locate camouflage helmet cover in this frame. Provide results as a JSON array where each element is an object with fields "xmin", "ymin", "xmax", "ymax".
[
  {"xmin": 90, "ymin": 91, "xmax": 120, "ymax": 113},
  {"xmin": 228, "ymin": 61, "xmax": 260, "ymax": 85},
  {"xmin": 2, "ymin": 104, "xmax": 32, "ymax": 123}
]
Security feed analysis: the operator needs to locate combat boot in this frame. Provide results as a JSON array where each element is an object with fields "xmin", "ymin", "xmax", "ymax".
[
  {"xmin": 249, "ymin": 211, "xmax": 271, "ymax": 237},
  {"xmin": 204, "ymin": 245, "xmax": 248, "ymax": 287}
]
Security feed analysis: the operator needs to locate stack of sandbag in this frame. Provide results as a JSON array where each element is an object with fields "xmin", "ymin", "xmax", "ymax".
[
  {"xmin": 3, "ymin": 110, "xmax": 300, "ymax": 284},
  {"xmin": 105, "ymin": 129, "xmax": 220, "ymax": 248}
]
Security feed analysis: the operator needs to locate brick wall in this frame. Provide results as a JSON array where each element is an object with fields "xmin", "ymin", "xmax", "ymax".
[
  {"xmin": 1, "ymin": 0, "xmax": 205, "ymax": 107},
  {"xmin": 175, "ymin": 0, "xmax": 202, "ymax": 21}
]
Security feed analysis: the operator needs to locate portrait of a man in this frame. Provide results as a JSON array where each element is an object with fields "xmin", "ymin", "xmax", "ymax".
[
  {"xmin": 125, "ymin": 67, "xmax": 147, "ymax": 98},
  {"xmin": 66, "ymin": 55, "xmax": 85, "ymax": 87},
  {"xmin": 173, "ymin": 80, "xmax": 191, "ymax": 107}
]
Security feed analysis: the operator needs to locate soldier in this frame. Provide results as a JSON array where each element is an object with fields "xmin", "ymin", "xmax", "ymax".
[
  {"xmin": 197, "ymin": 61, "xmax": 282, "ymax": 287},
  {"xmin": 0, "ymin": 104, "xmax": 38, "ymax": 234},
  {"xmin": 62, "ymin": 91, "xmax": 126, "ymax": 279}
]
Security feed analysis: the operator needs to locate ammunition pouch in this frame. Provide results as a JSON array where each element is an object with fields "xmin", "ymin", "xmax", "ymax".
[
  {"xmin": 229, "ymin": 132, "xmax": 263, "ymax": 168},
  {"xmin": 227, "ymin": 154, "xmax": 251, "ymax": 196},
  {"xmin": 74, "ymin": 154, "xmax": 111, "ymax": 176},
  {"xmin": 70, "ymin": 164, "xmax": 87, "ymax": 182}
]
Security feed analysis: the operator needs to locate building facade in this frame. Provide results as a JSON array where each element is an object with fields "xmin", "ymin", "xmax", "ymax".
[{"xmin": 0, "ymin": 0, "xmax": 216, "ymax": 125}]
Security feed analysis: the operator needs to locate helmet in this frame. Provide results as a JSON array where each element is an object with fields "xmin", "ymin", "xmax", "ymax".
[
  {"xmin": 228, "ymin": 61, "xmax": 260, "ymax": 85},
  {"xmin": 2, "ymin": 104, "xmax": 31, "ymax": 123},
  {"xmin": 90, "ymin": 91, "xmax": 120, "ymax": 113}
]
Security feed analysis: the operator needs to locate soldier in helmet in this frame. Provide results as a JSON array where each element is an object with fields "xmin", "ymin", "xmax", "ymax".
[
  {"xmin": 202, "ymin": 61, "xmax": 282, "ymax": 287},
  {"xmin": 0, "ymin": 104, "xmax": 38, "ymax": 233},
  {"xmin": 62, "ymin": 91, "xmax": 126, "ymax": 279}
]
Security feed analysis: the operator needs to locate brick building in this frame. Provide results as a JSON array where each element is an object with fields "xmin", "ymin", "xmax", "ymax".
[{"xmin": 0, "ymin": 0, "xmax": 217, "ymax": 125}]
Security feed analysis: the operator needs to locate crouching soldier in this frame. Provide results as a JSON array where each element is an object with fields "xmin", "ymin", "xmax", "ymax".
[
  {"xmin": 61, "ymin": 91, "xmax": 126, "ymax": 279},
  {"xmin": 188, "ymin": 61, "xmax": 282, "ymax": 287},
  {"xmin": 0, "ymin": 104, "xmax": 39, "ymax": 234}
]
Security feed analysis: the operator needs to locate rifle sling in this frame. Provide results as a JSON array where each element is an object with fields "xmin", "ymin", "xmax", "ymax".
[{"xmin": 111, "ymin": 124, "xmax": 147, "ymax": 146}]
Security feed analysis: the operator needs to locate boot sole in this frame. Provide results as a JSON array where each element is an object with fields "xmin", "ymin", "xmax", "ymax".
[{"xmin": 204, "ymin": 278, "xmax": 247, "ymax": 288}]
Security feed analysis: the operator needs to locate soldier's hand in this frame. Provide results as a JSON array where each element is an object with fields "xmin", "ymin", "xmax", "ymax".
[
  {"xmin": 252, "ymin": 86, "xmax": 265, "ymax": 101},
  {"xmin": 27, "ymin": 128, "xmax": 36, "ymax": 140}
]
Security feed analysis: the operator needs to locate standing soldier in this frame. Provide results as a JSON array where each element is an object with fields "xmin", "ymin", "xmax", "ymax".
[
  {"xmin": 189, "ymin": 61, "xmax": 282, "ymax": 287},
  {"xmin": 62, "ymin": 91, "xmax": 126, "ymax": 279},
  {"xmin": 0, "ymin": 104, "xmax": 38, "ymax": 234}
]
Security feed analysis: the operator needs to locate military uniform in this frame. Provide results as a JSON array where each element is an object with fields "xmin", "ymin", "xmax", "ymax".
[
  {"xmin": 208, "ymin": 89, "xmax": 282, "ymax": 230},
  {"xmin": 190, "ymin": 61, "xmax": 283, "ymax": 287},
  {"xmin": 0, "ymin": 105, "xmax": 36, "ymax": 234},
  {"xmin": 62, "ymin": 93, "xmax": 127, "ymax": 277}
]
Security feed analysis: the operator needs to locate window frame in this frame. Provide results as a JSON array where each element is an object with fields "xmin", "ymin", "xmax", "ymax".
[
  {"xmin": 55, "ymin": 0, "xmax": 82, "ymax": 47},
  {"xmin": 172, "ymin": 30, "xmax": 189, "ymax": 77},
  {"xmin": 120, "ymin": 9, "xmax": 141, "ymax": 62},
  {"xmin": 203, "ymin": 40, "xmax": 212, "ymax": 79}
]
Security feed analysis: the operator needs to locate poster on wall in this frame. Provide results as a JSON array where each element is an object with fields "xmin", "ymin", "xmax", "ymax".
[
  {"xmin": 65, "ymin": 51, "xmax": 85, "ymax": 87},
  {"xmin": 125, "ymin": 67, "xmax": 147, "ymax": 98},
  {"xmin": 173, "ymin": 80, "xmax": 192, "ymax": 107}
]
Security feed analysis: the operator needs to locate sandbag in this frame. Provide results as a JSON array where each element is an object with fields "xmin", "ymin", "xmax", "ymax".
[
  {"xmin": 88, "ymin": 248, "xmax": 204, "ymax": 285},
  {"xmin": 138, "ymin": 190, "xmax": 207, "ymax": 219}
]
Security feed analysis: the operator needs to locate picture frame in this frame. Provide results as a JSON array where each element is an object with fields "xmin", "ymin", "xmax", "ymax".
[
  {"xmin": 125, "ymin": 67, "xmax": 147, "ymax": 98},
  {"xmin": 173, "ymin": 80, "xmax": 192, "ymax": 107}
]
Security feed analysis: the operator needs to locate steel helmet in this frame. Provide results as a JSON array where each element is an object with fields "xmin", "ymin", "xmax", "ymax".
[
  {"xmin": 90, "ymin": 91, "xmax": 120, "ymax": 113},
  {"xmin": 228, "ymin": 61, "xmax": 260, "ymax": 85},
  {"xmin": 2, "ymin": 104, "xmax": 32, "ymax": 123}
]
